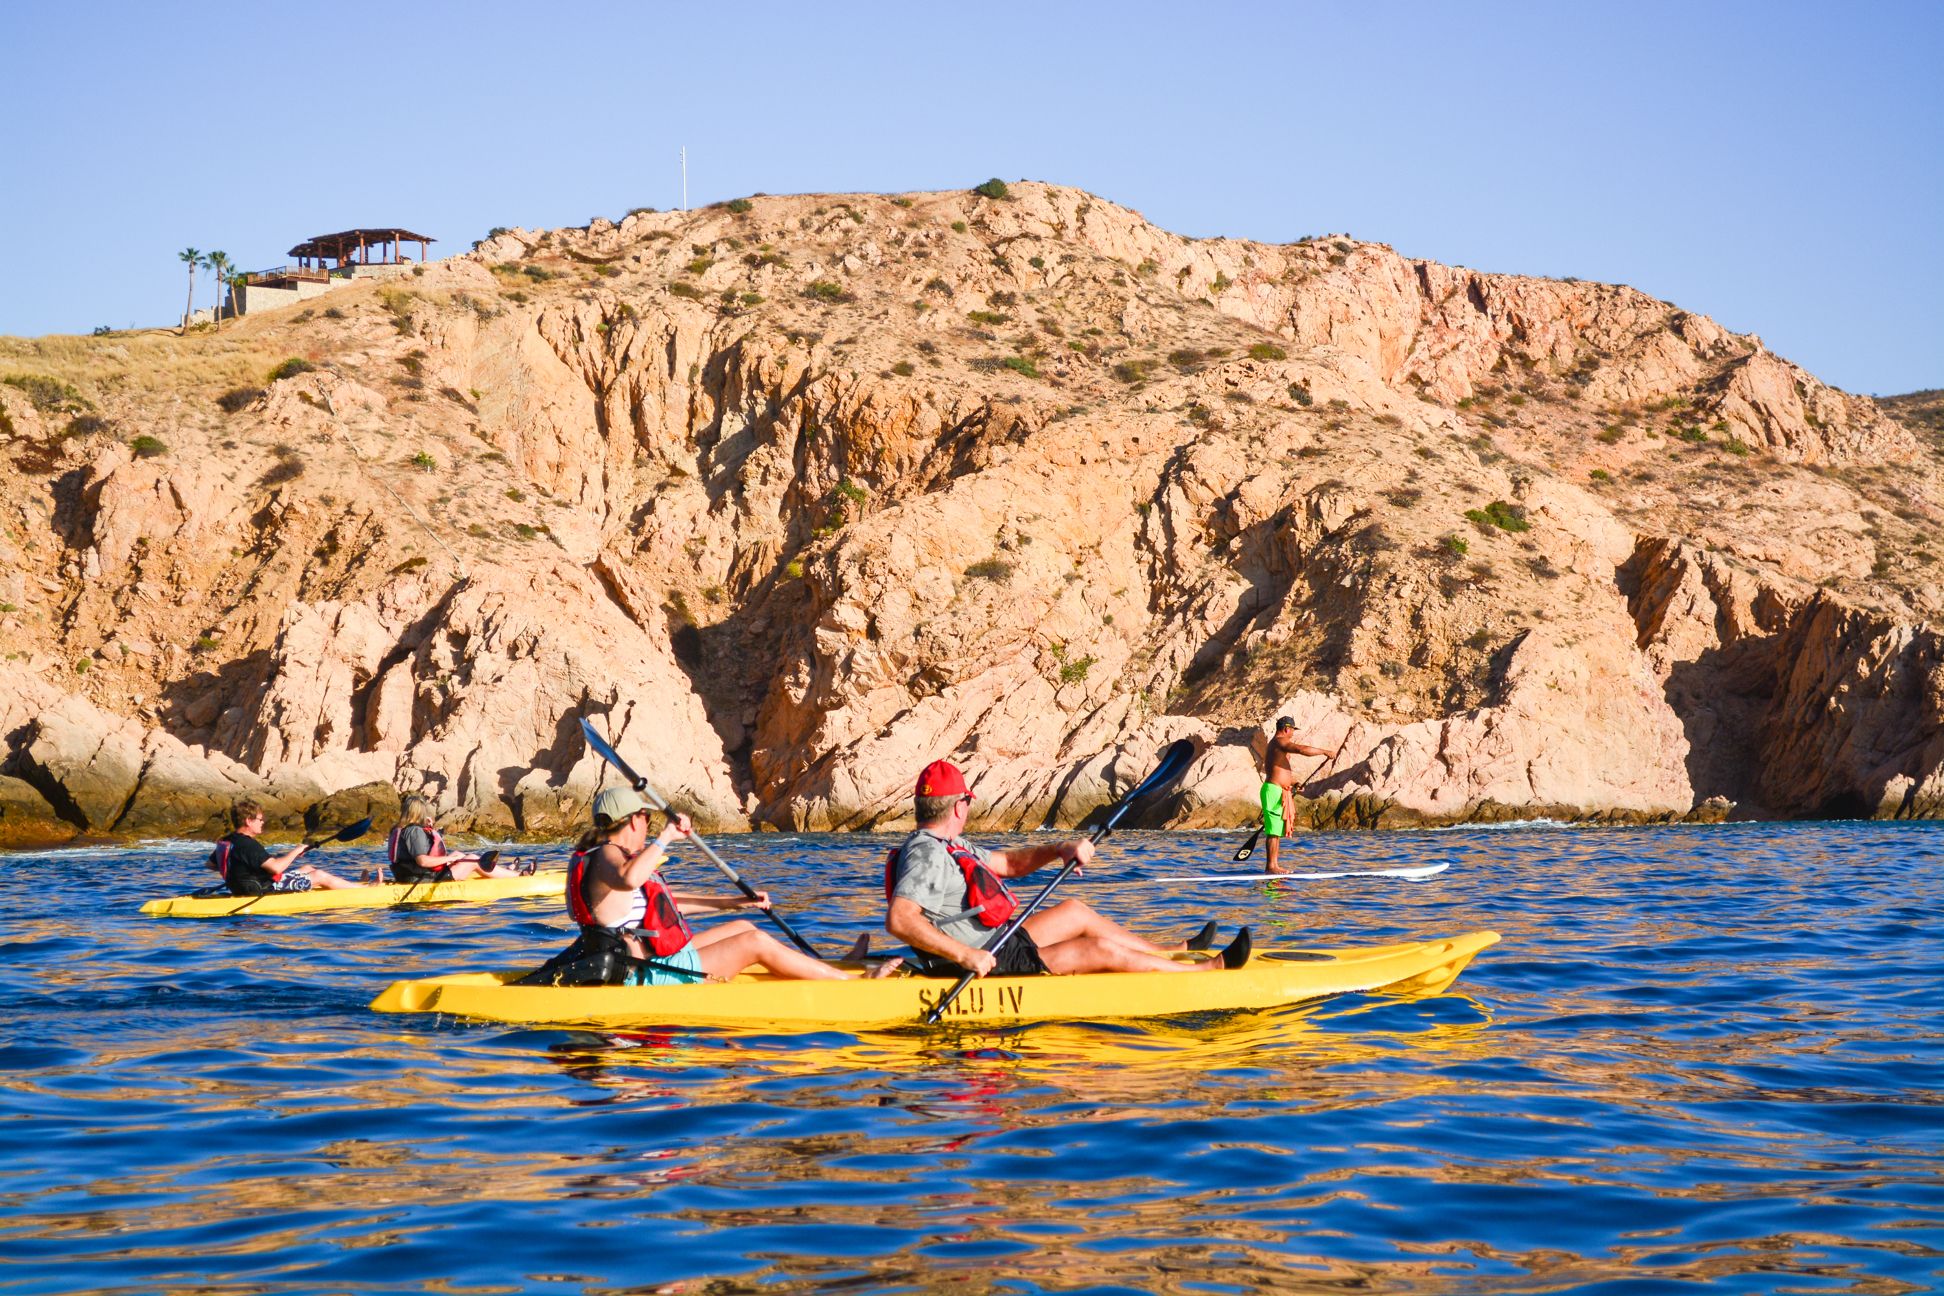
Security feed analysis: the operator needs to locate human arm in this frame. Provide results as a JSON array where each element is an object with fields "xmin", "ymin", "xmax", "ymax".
[
  {"xmin": 264, "ymin": 842, "xmax": 310, "ymax": 875},
  {"xmin": 673, "ymin": 890, "xmax": 770, "ymax": 914},
  {"xmin": 887, "ymin": 895, "xmax": 996, "ymax": 976},
  {"xmin": 610, "ymin": 814, "xmax": 692, "ymax": 889},
  {"xmin": 985, "ymin": 837, "xmax": 1093, "ymax": 878},
  {"xmin": 1273, "ymin": 732, "xmax": 1332, "ymax": 761}
]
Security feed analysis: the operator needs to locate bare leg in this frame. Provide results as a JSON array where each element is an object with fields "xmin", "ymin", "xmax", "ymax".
[
  {"xmin": 1036, "ymin": 935, "xmax": 1213, "ymax": 974},
  {"xmin": 1024, "ymin": 898, "xmax": 1189, "ymax": 953},
  {"xmin": 296, "ymin": 865, "xmax": 361, "ymax": 890},
  {"xmin": 690, "ymin": 919, "xmax": 759, "ymax": 949},
  {"xmin": 695, "ymin": 928, "xmax": 902, "ymax": 980}
]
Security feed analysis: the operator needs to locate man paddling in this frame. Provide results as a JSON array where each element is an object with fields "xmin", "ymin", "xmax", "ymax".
[
  {"xmin": 885, "ymin": 759, "xmax": 1250, "ymax": 976},
  {"xmin": 211, "ymin": 798, "xmax": 360, "ymax": 895},
  {"xmin": 1262, "ymin": 717, "xmax": 1336, "ymax": 874}
]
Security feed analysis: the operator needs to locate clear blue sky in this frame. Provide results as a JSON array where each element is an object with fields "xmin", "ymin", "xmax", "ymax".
[{"xmin": 2, "ymin": 1, "xmax": 1937, "ymax": 395}]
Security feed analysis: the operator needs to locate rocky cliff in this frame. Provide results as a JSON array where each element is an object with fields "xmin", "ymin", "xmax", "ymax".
[{"xmin": 1, "ymin": 183, "xmax": 1939, "ymax": 846}]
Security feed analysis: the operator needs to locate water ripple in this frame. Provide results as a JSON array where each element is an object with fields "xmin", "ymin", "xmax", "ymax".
[{"xmin": 1, "ymin": 821, "xmax": 1941, "ymax": 1293}]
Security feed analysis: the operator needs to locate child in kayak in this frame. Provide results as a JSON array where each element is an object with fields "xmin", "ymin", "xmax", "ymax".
[
  {"xmin": 212, "ymin": 799, "xmax": 360, "ymax": 895},
  {"xmin": 528, "ymin": 788, "xmax": 900, "ymax": 986},
  {"xmin": 386, "ymin": 795, "xmax": 522, "ymax": 882},
  {"xmin": 885, "ymin": 760, "xmax": 1250, "ymax": 977}
]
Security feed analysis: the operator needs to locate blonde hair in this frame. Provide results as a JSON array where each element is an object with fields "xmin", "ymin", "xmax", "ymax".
[{"xmin": 396, "ymin": 794, "xmax": 432, "ymax": 831}]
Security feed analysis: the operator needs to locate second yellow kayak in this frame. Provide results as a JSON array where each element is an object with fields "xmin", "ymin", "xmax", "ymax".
[{"xmin": 141, "ymin": 871, "xmax": 563, "ymax": 918}]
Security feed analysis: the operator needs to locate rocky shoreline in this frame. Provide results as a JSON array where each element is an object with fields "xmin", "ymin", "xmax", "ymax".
[{"xmin": 2, "ymin": 184, "xmax": 1938, "ymax": 849}]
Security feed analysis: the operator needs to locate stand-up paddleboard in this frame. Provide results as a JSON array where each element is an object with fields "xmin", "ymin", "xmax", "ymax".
[{"xmin": 1109, "ymin": 862, "xmax": 1451, "ymax": 885}]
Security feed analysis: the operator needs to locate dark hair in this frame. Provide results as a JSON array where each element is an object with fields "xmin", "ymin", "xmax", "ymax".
[{"xmin": 231, "ymin": 798, "xmax": 264, "ymax": 830}]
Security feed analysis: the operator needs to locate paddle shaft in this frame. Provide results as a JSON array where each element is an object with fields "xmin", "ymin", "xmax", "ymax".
[
  {"xmin": 579, "ymin": 718, "xmax": 821, "ymax": 957},
  {"xmin": 923, "ymin": 741, "xmax": 1194, "ymax": 1025}
]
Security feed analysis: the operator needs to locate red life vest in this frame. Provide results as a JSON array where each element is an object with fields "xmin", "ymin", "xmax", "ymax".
[
  {"xmin": 884, "ymin": 835, "xmax": 1017, "ymax": 928},
  {"xmin": 206, "ymin": 840, "xmax": 232, "ymax": 877},
  {"xmin": 387, "ymin": 824, "xmax": 446, "ymax": 866},
  {"xmin": 567, "ymin": 846, "xmax": 694, "ymax": 957}
]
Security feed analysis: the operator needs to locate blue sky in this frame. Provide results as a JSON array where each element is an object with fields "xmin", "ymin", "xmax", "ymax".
[{"xmin": 2, "ymin": 1, "xmax": 1937, "ymax": 394}]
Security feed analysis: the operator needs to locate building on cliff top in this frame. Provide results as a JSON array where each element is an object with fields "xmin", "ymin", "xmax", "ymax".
[{"xmin": 221, "ymin": 227, "xmax": 436, "ymax": 320}]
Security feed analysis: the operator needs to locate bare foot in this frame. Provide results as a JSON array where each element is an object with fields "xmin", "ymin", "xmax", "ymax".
[{"xmin": 866, "ymin": 956, "xmax": 904, "ymax": 979}]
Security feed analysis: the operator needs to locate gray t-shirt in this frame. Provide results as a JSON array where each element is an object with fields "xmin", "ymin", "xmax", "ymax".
[
  {"xmin": 391, "ymin": 824, "xmax": 440, "ymax": 879},
  {"xmin": 889, "ymin": 829, "xmax": 1005, "ymax": 952}
]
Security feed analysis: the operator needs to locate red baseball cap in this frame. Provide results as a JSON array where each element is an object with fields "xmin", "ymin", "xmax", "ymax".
[{"xmin": 915, "ymin": 759, "xmax": 971, "ymax": 799}]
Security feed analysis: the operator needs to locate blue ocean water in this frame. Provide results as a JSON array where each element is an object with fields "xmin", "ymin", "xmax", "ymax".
[{"xmin": 2, "ymin": 822, "xmax": 1941, "ymax": 1294}]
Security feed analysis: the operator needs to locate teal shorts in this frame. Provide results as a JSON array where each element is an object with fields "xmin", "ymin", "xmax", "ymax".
[
  {"xmin": 625, "ymin": 944, "xmax": 706, "ymax": 986},
  {"xmin": 1260, "ymin": 781, "xmax": 1287, "ymax": 838}
]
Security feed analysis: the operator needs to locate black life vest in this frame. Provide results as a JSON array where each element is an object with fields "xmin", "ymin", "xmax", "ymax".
[
  {"xmin": 884, "ymin": 834, "xmax": 1017, "ymax": 928},
  {"xmin": 386, "ymin": 824, "xmax": 446, "ymax": 865},
  {"xmin": 566, "ymin": 846, "xmax": 694, "ymax": 957}
]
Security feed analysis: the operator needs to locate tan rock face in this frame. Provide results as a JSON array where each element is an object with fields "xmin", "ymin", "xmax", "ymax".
[{"xmin": 0, "ymin": 183, "xmax": 1937, "ymax": 845}]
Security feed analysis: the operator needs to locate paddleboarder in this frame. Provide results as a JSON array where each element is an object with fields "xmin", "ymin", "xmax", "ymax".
[
  {"xmin": 543, "ymin": 788, "xmax": 901, "ymax": 985},
  {"xmin": 211, "ymin": 798, "xmax": 360, "ymax": 895},
  {"xmin": 885, "ymin": 759, "xmax": 1250, "ymax": 977},
  {"xmin": 1262, "ymin": 718, "xmax": 1335, "ymax": 874}
]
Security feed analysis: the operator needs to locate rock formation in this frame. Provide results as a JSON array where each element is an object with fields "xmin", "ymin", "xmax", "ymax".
[{"xmin": 0, "ymin": 183, "xmax": 1938, "ymax": 847}]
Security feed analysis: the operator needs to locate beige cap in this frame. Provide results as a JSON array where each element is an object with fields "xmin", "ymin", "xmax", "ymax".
[{"xmin": 592, "ymin": 787, "xmax": 650, "ymax": 825}]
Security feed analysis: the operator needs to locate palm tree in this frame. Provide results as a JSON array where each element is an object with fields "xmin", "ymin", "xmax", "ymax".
[
  {"xmin": 179, "ymin": 247, "xmax": 203, "ymax": 332},
  {"xmin": 205, "ymin": 251, "xmax": 232, "ymax": 326}
]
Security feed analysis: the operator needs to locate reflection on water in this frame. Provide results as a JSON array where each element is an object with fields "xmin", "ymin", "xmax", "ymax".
[{"xmin": 2, "ymin": 822, "xmax": 1941, "ymax": 1293}]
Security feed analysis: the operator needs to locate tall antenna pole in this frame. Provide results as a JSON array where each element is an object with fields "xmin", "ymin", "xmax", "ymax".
[{"xmin": 681, "ymin": 146, "xmax": 688, "ymax": 212}]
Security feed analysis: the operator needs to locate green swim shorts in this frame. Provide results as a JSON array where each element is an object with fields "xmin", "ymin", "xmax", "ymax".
[{"xmin": 1260, "ymin": 781, "xmax": 1286, "ymax": 838}]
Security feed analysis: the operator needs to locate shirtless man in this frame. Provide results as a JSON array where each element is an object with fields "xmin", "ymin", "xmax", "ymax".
[{"xmin": 1262, "ymin": 717, "xmax": 1334, "ymax": 874}]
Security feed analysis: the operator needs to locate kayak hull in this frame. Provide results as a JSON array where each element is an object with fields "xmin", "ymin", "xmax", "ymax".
[
  {"xmin": 141, "ymin": 872, "xmax": 562, "ymax": 918},
  {"xmin": 369, "ymin": 930, "xmax": 1500, "ymax": 1029}
]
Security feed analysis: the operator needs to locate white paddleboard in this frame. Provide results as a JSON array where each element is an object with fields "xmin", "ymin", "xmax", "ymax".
[{"xmin": 1114, "ymin": 862, "xmax": 1451, "ymax": 884}]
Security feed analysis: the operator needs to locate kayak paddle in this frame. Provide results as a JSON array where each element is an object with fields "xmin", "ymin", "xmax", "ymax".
[
  {"xmin": 1234, "ymin": 738, "xmax": 1346, "ymax": 863},
  {"xmin": 578, "ymin": 716, "xmax": 822, "ymax": 957},
  {"xmin": 923, "ymin": 738, "xmax": 1198, "ymax": 1025}
]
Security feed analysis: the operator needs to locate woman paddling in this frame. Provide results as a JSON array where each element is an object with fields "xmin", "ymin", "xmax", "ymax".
[
  {"xmin": 533, "ymin": 788, "xmax": 899, "ymax": 986},
  {"xmin": 386, "ymin": 795, "xmax": 521, "ymax": 883}
]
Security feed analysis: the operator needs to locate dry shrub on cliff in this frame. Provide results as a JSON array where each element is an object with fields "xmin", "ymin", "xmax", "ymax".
[
  {"xmin": 216, "ymin": 386, "xmax": 264, "ymax": 414},
  {"xmin": 268, "ymin": 357, "xmax": 315, "ymax": 382}
]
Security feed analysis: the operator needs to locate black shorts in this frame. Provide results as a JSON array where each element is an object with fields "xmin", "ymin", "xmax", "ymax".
[{"xmin": 917, "ymin": 928, "xmax": 1049, "ymax": 977}]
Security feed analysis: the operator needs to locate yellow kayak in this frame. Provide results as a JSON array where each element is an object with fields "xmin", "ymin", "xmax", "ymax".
[
  {"xmin": 141, "ymin": 872, "xmax": 563, "ymax": 918},
  {"xmin": 369, "ymin": 930, "xmax": 1500, "ymax": 1029}
]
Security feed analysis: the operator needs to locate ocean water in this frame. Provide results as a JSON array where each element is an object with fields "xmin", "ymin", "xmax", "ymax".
[{"xmin": 2, "ymin": 822, "xmax": 1941, "ymax": 1294}]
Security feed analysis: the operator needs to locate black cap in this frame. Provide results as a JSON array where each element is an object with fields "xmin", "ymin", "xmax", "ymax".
[{"xmin": 1275, "ymin": 716, "xmax": 1295, "ymax": 730}]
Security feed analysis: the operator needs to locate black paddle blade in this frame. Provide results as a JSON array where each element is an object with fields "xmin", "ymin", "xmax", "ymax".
[
  {"xmin": 332, "ymin": 817, "xmax": 373, "ymax": 843},
  {"xmin": 579, "ymin": 717, "xmax": 653, "ymax": 797},
  {"xmin": 479, "ymin": 849, "xmax": 500, "ymax": 869},
  {"xmin": 1232, "ymin": 828, "xmax": 1261, "ymax": 863},
  {"xmin": 1095, "ymin": 738, "xmax": 1199, "ymax": 837}
]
